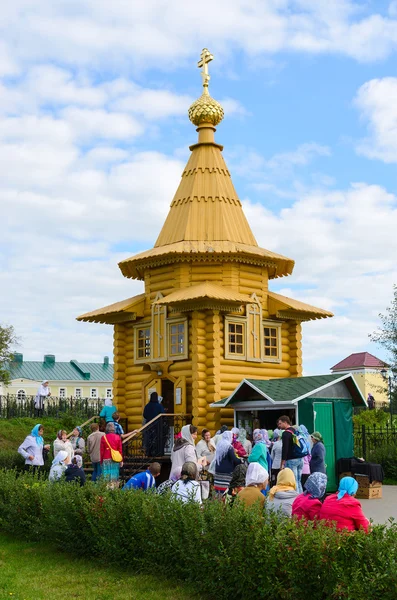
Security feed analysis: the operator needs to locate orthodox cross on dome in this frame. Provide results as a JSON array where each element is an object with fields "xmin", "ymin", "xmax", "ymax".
[{"xmin": 198, "ymin": 48, "xmax": 214, "ymax": 94}]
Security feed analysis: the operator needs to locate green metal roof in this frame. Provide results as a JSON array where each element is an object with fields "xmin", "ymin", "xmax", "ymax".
[
  {"xmin": 8, "ymin": 360, "xmax": 113, "ymax": 382},
  {"xmin": 245, "ymin": 374, "xmax": 344, "ymax": 403},
  {"xmin": 211, "ymin": 373, "xmax": 366, "ymax": 407}
]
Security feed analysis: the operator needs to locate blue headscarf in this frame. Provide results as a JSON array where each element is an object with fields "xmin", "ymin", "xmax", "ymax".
[
  {"xmin": 304, "ymin": 472, "xmax": 327, "ymax": 499},
  {"xmin": 31, "ymin": 424, "xmax": 44, "ymax": 447},
  {"xmin": 337, "ymin": 476, "xmax": 358, "ymax": 500}
]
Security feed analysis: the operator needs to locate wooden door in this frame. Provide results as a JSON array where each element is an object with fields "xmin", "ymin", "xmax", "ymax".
[{"xmin": 313, "ymin": 402, "xmax": 337, "ymax": 492}]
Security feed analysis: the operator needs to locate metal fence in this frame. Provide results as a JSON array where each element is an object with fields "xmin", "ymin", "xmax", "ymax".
[
  {"xmin": 354, "ymin": 423, "xmax": 397, "ymax": 459},
  {"xmin": 0, "ymin": 394, "xmax": 104, "ymax": 419}
]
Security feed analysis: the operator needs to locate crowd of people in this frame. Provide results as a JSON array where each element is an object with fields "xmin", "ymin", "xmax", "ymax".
[{"xmin": 16, "ymin": 410, "xmax": 370, "ymax": 533}]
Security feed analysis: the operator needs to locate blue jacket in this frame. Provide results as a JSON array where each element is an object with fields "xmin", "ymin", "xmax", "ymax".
[
  {"xmin": 123, "ymin": 470, "xmax": 156, "ymax": 491},
  {"xmin": 310, "ymin": 441, "xmax": 326, "ymax": 474},
  {"xmin": 99, "ymin": 405, "xmax": 117, "ymax": 423}
]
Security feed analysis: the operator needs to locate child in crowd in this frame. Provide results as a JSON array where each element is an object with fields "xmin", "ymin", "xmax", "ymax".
[{"xmin": 123, "ymin": 462, "xmax": 161, "ymax": 491}]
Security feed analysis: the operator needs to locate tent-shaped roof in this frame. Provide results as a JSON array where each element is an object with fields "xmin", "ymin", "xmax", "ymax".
[
  {"xmin": 118, "ymin": 128, "xmax": 295, "ymax": 282},
  {"xmin": 331, "ymin": 352, "xmax": 389, "ymax": 371},
  {"xmin": 76, "ymin": 293, "xmax": 145, "ymax": 324},
  {"xmin": 211, "ymin": 373, "xmax": 366, "ymax": 407}
]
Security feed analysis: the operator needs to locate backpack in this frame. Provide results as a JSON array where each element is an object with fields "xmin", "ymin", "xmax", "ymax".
[{"xmin": 287, "ymin": 428, "xmax": 310, "ymax": 458}]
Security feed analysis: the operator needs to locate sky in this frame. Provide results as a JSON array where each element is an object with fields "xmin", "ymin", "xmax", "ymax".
[{"xmin": 1, "ymin": 0, "xmax": 397, "ymax": 376}]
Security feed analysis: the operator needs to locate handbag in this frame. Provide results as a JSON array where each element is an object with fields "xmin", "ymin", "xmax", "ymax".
[{"xmin": 103, "ymin": 435, "xmax": 122, "ymax": 463}]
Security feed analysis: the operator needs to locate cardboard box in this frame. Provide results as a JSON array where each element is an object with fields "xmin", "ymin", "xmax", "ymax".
[
  {"xmin": 354, "ymin": 474, "xmax": 382, "ymax": 489},
  {"xmin": 356, "ymin": 486, "xmax": 382, "ymax": 499},
  {"xmin": 339, "ymin": 471, "xmax": 352, "ymax": 480}
]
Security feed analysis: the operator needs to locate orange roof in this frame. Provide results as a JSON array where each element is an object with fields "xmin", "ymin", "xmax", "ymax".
[
  {"xmin": 267, "ymin": 291, "xmax": 333, "ymax": 322},
  {"xmin": 118, "ymin": 125, "xmax": 294, "ymax": 282},
  {"xmin": 155, "ymin": 282, "xmax": 251, "ymax": 305},
  {"xmin": 76, "ymin": 293, "xmax": 145, "ymax": 324}
]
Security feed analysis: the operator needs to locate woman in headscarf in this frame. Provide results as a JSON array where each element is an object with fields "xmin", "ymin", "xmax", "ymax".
[
  {"xmin": 298, "ymin": 425, "xmax": 312, "ymax": 487},
  {"xmin": 18, "ymin": 424, "xmax": 50, "ymax": 471},
  {"xmin": 292, "ymin": 472, "xmax": 328, "ymax": 522},
  {"xmin": 170, "ymin": 424, "xmax": 201, "ymax": 479},
  {"xmin": 171, "ymin": 461, "xmax": 202, "ymax": 504},
  {"xmin": 231, "ymin": 427, "xmax": 248, "ymax": 458},
  {"xmin": 270, "ymin": 429, "xmax": 283, "ymax": 485},
  {"xmin": 100, "ymin": 422, "xmax": 123, "ymax": 487},
  {"xmin": 266, "ymin": 468, "xmax": 298, "ymax": 518},
  {"xmin": 34, "ymin": 381, "xmax": 51, "ymax": 416},
  {"xmin": 237, "ymin": 463, "xmax": 269, "ymax": 508},
  {"xmin": 69, "ymin": 426, "xmax": 85, "ymax": 456},
  {"xmin": 53, "ymin": 430, "xmax": 74, "ymax": 461},
  {"xmin": 65, "ymin": 455, "xmax": 86, "ymax": 486},
  {"xmin": 100, "ymin": 398, "xmax": 118, "ymax": 423},
  {"xmin": 319, "ymin": 477, "xmax": 369, "ymax": 532},
  {"xmin": 248, "ymin": 429, "xmax": 269, "ymax": 471},
  {"xmin": 49, "ymin": 450, "xmax": 70, "ymax": 482},
  {"xmin": 237, "ymin": 428, "xmax": 252, "ymax": 456},
  {"xmin": 214, "ymin": 431, "xmax": 242, "ymax": 495},
  {"xmin": 222, "ymin": 463, "xmax": 248, "ymax": 505},
  {"xmin": 310, "ymin": 431, "xmax": 326, "ymax": 474}
]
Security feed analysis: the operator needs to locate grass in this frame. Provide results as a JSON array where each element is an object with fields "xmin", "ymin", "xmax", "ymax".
[
  {"xmin": 0, "ymin": 416, "xmax": 79, "ymax": 451},
  {"xmin": 0, "ymin": 533, "xmax": 194, "ymax": 600}
]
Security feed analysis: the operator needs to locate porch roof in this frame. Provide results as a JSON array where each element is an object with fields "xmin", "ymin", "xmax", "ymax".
[{"xmin": 210, "ymin": 373, "xmax": 367, "ymax": 408}]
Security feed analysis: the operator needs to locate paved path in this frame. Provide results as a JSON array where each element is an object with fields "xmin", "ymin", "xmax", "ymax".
[{"xmin": 360, "ymin": 485, "xmax": 397, "ymax": 525}]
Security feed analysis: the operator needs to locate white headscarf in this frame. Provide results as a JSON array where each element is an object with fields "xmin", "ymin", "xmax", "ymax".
[
  {"xmin": 104, "ymin": 398, "xmax": 113, "ymax": 407},
  {"xmin": 49, "ymin": 450, "xmax": 68, "ymax": 482},
  {"xmin": 215, "ymin": 431, "xmax": 233, "ymax": 465},
  {"xmin": 245, "ymin": 463, "xmax": 269, "ymax": 487},
  {"xmin": 37, "ymin": 381, "xmax": 50, "ymax": 397},
  {"xmin": 181, "ymin": 424, "xmax": 195, "ymax": 446},
  {"xmin": 51, "ymin": 450, "xmax": 68, "ymax": 467}
]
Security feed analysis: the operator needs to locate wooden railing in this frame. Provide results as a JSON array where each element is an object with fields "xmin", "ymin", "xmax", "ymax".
[{"xmin": 122, "ymin": 413, "xmax": 191, "ymax": 462}]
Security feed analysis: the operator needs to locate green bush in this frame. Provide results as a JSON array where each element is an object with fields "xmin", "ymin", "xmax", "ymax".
[
  {"xmin": 0, "ymin": 469, "xmax": 396, "ymax": 600},
  {"xmin": 368, "ymin": 444, "xmax": 397, "ymax": 480},
  {"xmin": 353, "ymin": 408, "xmax": 388, "ymax": 427}
]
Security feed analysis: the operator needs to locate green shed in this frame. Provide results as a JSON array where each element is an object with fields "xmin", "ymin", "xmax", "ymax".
[{"xmin": 211, "ymin": 373, "xmax": 367, "ymax": 491}]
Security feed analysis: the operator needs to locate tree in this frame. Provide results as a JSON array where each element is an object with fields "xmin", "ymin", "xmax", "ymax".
[
  {"xmin": 0, "ymin": 325, "xmax": 18, "ymax": 386},
  {"xmin": 370, "ymin": 285, "xmax": 397, "ymax": 409}
]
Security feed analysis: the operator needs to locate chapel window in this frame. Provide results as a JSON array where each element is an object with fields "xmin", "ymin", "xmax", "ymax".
[
  {"xmin": 137, "ymin": 327, "xmax": 151, "ymax": 359},
  {"xmin": 263, "ymin": 322, "xmax": 281, "ymax": 361},
  {"xmin": 169, "ymin": 322, "xmax": 185, "ymax": 357},
  {"xmin": 75, "ymin": 388, "xmax": 82, "ymax": 399},
  {"xmin": 17, "ymin": 389, "xmax": 26, "ymax": 401},
  {"xmin": 227, "ymin": 321, "xmax": 245, "ymax": 356},
  {"xmin": 59, "ymin": 388, "xmax": 66, "ymax": 398}
]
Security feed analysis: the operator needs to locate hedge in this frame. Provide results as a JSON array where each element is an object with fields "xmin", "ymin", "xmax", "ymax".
[{"xmin": 0, "ymin": 470, "xmax": 396, "ymax": 600}]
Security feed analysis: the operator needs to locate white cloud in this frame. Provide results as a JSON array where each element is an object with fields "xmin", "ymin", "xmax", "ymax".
[
  {"xmin": 266, "ymin": 143, "xmax": 331, "ymax": 170},
  {"xmin": 243, "ymin": 182, "xmax": 397, "ymax": 369},
  {"xmin": 355, "ymin": 77, "xmax": 397, "ymax": 162},
  {"xmin": 0, "ymin": 0, "xmax": 397, "ymax": 75}
]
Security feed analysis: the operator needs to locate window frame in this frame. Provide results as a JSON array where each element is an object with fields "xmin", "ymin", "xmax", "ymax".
[
  {"xmin": 106, "ymin": 388, "xmax": 112, "ymax": 399},
  {"xmin": 167, "ymin": 318, "xmax": 188, "ymax": 361},
  {"xmin": 90, "ymin": 388, "xmax": 98, "ymax": 399},
  {"xmin": 17, "ymin": 389, "xmax": 26, "ymax": 401},
  {"xmin": 262, "ymin": 320, "xmax": 282, "ymax": 363},
  {"xmin": 58, "ymin": 387, "xmax": 66, "ymax": 398},
  {"xmin": 134, "ymin": 321, "xmax": 152, "ymax": 364},
  {"xmin": 225, "ymin": 316, "xmax": 247, "ymax": 360},
  {"xmin": 75, "ymin": 388, "xmax": 82, "ymax": 399}
]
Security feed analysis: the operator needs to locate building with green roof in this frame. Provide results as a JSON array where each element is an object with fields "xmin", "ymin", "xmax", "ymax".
[
  {"xmin": 211, "ymin": 373, "xmax": 367, "ymax": 491},
  {"xmin": 1, "ymin": 353, "xmax": 114, "ymax": 401}
]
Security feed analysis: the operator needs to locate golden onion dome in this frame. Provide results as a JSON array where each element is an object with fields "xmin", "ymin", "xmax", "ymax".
[{"xmin": 188, "ymin": 92, "xmax": 224, "ymax": 127}]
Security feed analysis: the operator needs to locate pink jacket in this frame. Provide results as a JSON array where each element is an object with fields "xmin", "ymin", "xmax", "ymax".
[
  {"xmin": 302, "ymin": 454, "xmax": 311, "ymax": 475},
  {"xmin": 292, "ymin": 493, "xmax": 322, "ymax": 522},
  {"xmin": 319, "ymin": 493, "xmax": 369, "ymax": 532}
]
